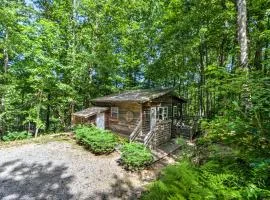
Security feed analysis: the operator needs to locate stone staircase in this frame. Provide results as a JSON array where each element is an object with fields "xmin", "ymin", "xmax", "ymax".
[
  {"xmin": 134, "ymin": 134, "xmax": 144, "ymax": 143},
  {"xmin": 129, "ymin": 120, "xmax": 157, "ymax": 148}
]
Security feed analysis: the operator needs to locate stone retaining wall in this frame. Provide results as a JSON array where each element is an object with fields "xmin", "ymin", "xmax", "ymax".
[{"xmin": 149, "ymin": 120, "xmax": 172, "ymax": 148}]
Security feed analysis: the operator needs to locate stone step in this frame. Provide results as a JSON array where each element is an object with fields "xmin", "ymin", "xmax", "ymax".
[{"xmin": 135, "ymin": 137, "xmax": 144, "ymax": 143}]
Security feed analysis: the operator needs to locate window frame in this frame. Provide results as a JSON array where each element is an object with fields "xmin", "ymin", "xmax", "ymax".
[
  {"xmin": 173, "ymin": 105, "xmax": 178, "ymax": 118},
  {"xmin": 157, "ymin": 106, "xmax": 168, "ymax": 120},
  {"xmin": 111, "ymin": 107, "xmax": 119, "ymax": 119}
]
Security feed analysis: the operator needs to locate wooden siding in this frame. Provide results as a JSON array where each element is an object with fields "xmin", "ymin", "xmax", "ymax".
[
  {"xmin": 142, "ymin": 94, "xmax": 179, "ymax": 134},
  {"xmin": 104, "ymin": 110, "xmax": 110, "ymax": 129},
  {"xmin": 141, "ymin": 94, "xmax": 185, "ymax": 146},
  {"xmin": 107, "ymin": 102, "xmax": 141, "ymax": 135},
  {"xmin": 72, "ymin": 115, "xmax": 96, "ymax": 125}
]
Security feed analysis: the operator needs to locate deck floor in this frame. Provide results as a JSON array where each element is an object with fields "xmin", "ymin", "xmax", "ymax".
[{"xmin": 152, "ymin": 139, "xmax": 181, "ymax": 162}]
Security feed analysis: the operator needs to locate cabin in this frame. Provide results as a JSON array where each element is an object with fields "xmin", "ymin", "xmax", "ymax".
[{"xmin": 72, "ymin": 88, "xmax": 187, "ymax": 148}]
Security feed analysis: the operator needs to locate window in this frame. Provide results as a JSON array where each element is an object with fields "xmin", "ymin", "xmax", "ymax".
[
  {"xmin": 111, "ymin": 107, "xmax": 118, "ymax": 119},
  {"xmin": 173, "ymin": 106, "xmax": 178, "ymax": 117},
  {"xmin": 157, "ymin": 106, "xmax": 168, "ymax": 120},
  {"xmin": 125, "ymin": 111, "xmax": 134, "ymax": 122},
  {"xmin": 163, "ymin": 107, "xmax": 168, "ymax": 120}
]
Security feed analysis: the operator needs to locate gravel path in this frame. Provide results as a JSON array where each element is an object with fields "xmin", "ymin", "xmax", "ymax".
[{"xmin": 0, "ymin": 141, "xmax": 144, "ymax": 200}]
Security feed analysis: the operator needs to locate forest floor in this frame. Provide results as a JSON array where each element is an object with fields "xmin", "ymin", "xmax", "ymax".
[{"xmin": 0, "ymin": 136, "xmax": 178, "ymax": 200}]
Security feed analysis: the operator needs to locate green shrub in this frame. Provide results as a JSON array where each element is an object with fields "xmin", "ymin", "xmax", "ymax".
[
  {"xmin": 142, "ymin": 159, "xmax": 270, "ymax": 200},
  {"xmin": 74, "ymin": 125, "xmax": 94, "ymax": 143},
  {"xmin": 120, "ymin": 142, "xmax": 153, "ymax": 170},
  {"xmin": 2, "ymin": 131, "xmax": 32, "ymax": 141},
  {"xmin": 74, "ymin": 125, "xmax": 118, "ymax": 154},
  {"xmin": 142, "ymin": 160, "xmax": 214, "ymax": 200}
]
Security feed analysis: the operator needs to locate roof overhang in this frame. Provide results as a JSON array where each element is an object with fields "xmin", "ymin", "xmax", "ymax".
[
  {"xmin": 91, "ymin": 88, "xmax": 187, "ymax": 104},
  {"xmin": 72, "ymin": 107, "xmax": 109, "ymax": 118}
]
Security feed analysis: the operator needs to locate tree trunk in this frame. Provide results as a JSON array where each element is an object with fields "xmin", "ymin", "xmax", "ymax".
[
  {"xmin": 35, "ymin": 91, "xmax": 42, "ymax": 138},
  {"xmin": 263, "ymin": 14, "xmax": 270, "ymax": 74},
  {"xmin": 28, "ymin": 122, "xmax": 31, "ymax": 133},
  {"xmin": 237, "ymin": 0, "xmax": 251, "ymax": 115},
  {"xmin": 199, "ymin": 45, "xmax": 205, "ymax": 117},
  {"xmin": 237, "ymin": 0, "xmax": 248, "ymax": 68},
  {"xmin": 3, "ymin": 49, "xmax": 8, "ymax": 74},
  {"xmin": 264, "ymin": 41, "xmax": 269, "ymax": 74},
  {"xmin": 35, "ymin": 127, "xmax": 39, "ymax": 138},
  {"xmin": 72, "ymin": 0, "xmax": 77, "ymax": 69},
  {"xmin": 3, "ymin": 31, "xmax": 9, "ymax": 73},
  {"xmin": 205, "ymin": 43, "xmax": 209, "ymax": 118},
  {"xmin": 45, "ymin": 93, "xmax": 51, "ymax": 132},
  {"xmin": 1, "ymin": 30, "xmax": 8, "ymax": 134}
]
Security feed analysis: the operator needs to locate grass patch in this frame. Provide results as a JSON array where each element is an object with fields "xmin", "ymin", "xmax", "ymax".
[
  {"xmin": 1, "ymin": 131, "xmax": 32, "ymax": 142},
  {"xmin": 119, "ymin": 142, "xmax": 153, "ymax": 170},
  {"xmin": 74, "ymin": 125, "xmax": 118, "ymax": 155},
  {"xmin": 0, "ymin": 133, "xmax": 72, "ymax": 149}
]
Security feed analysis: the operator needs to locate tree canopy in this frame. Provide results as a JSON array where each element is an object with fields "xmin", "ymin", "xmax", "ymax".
[{"xmin": 0, "ymin": 0, "xmax": 269, "ymax": 198}]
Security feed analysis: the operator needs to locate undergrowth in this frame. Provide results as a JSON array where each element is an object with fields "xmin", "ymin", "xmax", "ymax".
[
  {"xmin": 74, "ymin": 125, "xmax": 118, "ymax": 155},
  {"xmin": 119, "ymin": 142, "xmax": 153, "ymax": 170},
  {"xmin": 1, "ymin": 131, "xmax": 33, "ymax": 141}
]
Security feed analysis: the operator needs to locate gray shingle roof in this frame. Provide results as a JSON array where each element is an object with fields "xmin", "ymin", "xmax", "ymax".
[
  {"xmin": 72, "ymin": 107, "xmax": 109, "ymax": 118},
  {"xmin": 91, "ymin": 88, "xmax": 186, "ymax": 103}
]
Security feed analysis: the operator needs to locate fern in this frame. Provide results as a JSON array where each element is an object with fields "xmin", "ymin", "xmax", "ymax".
[
  {"xmin": 142, "ymin": 158, "xmax": 270, "ymax": 199},
  {"xmin": 142, "ymin": 160, "xmax": 215, "ymax": 200}
]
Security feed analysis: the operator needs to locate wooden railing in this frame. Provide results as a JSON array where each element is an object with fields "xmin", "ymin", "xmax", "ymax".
[
  {"xmin": 129, "ymin": 120, "xmax": 142, "ymax": 142},
  {"xmin": 144, "ymin": 126, "xmax": 156, "ymax": 147}
]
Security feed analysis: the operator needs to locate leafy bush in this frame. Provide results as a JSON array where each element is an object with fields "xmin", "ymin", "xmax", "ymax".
[
  {"xmin": 142, "ymin": 158, "xmax": 270, "ymax": 200},
  {"xmin": 74, "ymin": 125, "xmax": 93, "ymax": 143},
  {"xmin": 74, "ymin": 125, "xmax": 118, "ymax": 154},
  {"xmin": 2, "ymin": 131, "xmax": 32, "ymax": 141},
  {"xmin": 120, "ymin": 142, "xmax": 153, "ymax": 170},
  {"xmin": 142, "ymin": 160, "xmax": 213, "ymax": 200}
]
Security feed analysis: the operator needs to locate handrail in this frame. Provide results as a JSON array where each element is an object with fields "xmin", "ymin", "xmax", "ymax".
[
  {"xmin": 129, "ymin": 120, "xmax": 142, "ymax": 142},
  {"xmin": 144, "ymin": 126, "xmax": 156, "ymax": 147}
]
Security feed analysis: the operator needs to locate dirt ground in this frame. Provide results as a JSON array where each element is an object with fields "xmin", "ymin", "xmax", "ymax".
[{"xmin": 0, "ymin": 139, "xmax": 177, "ymax": 200}]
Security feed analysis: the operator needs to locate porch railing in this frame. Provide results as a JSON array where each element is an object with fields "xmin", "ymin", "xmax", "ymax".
[
  {"xmin": 144, "ymin": 126, "xmax": 156, "ymax": 147},
  {"xmin": 129, "ymin": 120, "xmax": 142, "ymax": 142}
]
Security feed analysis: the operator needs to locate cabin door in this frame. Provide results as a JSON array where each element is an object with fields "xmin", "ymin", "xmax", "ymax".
[
  {"xmin": 150, "ymin": 107, "xmax": 156, "ymax": 130},
  {"xmin": 96, "ymin": 113, "xmax": 105, "ymax": 129}
]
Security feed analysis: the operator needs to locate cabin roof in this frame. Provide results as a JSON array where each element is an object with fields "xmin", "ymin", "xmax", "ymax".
[
  {"xmin": 72, "ymin": 107, "xmax": 109, "ymax": 118},
  {"xmin": 91, "ymin": 88, "xmax": 186, "ymax": 104}
]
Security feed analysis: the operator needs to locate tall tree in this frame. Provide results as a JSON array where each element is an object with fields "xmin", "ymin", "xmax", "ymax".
[{"xmin": 237, "ymin": 0, "xmax": 248, "ymax": 67}]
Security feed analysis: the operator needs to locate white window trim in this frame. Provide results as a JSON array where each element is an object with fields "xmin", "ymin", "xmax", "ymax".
[
  {"xmin": 157, "ymin": 106, "xmax": 168, "ymax": 120},
  {"xmin": 164, "ymin": 107, "xmax": 168, "ymax": 120},
  {"xmin": 111, "ymin": 107, "xmax": 119, "ymax": 119},
  {"xmin": 173, "ymin": 106, "xmax": 178, "ymax": 117}
]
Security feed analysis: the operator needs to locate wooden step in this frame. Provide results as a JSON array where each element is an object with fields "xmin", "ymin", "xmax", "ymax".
[{"xmin": 135, "ymin": 138, "xmax": 144, "ymax": 143}]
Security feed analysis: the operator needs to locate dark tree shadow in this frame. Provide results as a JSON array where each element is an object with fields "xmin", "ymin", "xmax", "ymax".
[
  {"xmin": 86, "ymin": 155, "xmax": 180, "ymax": 200},
  {"xmin": 0, "ymin": 159, "xmax": 74, "ymax": 200},
  {"xmin": 85, "ymin": 174, "xmax": 142, "ymax": 200}
]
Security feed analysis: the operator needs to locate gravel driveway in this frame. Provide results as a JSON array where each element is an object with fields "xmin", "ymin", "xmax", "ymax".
[{"xmin": 0, "ymin": 141, "xmax": 144, "ymax": 200}]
